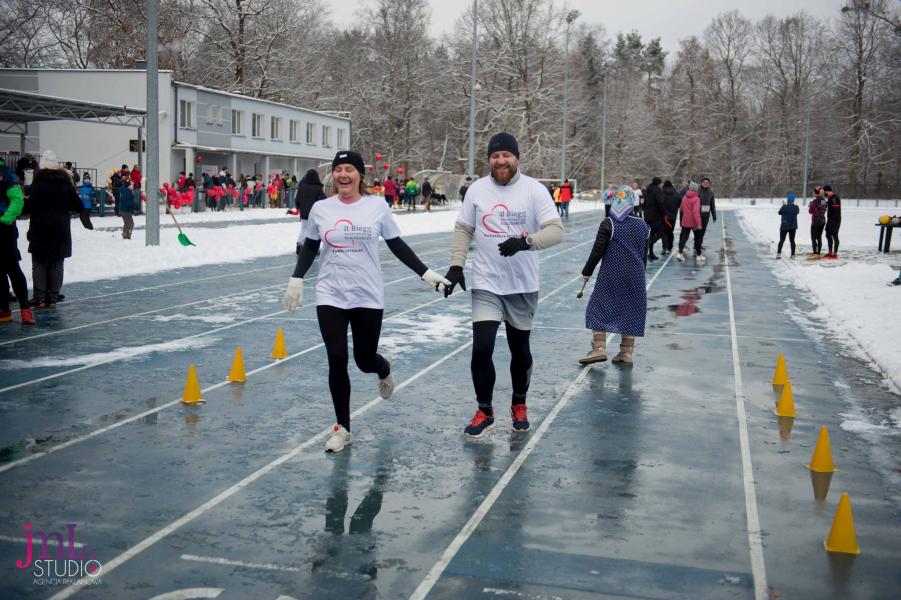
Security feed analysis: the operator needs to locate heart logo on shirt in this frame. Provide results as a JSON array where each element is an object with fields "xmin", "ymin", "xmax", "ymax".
[
  {"xmin": 324, "ymin": 219, "xmax": 355, "ymax": 248},
  {"xmin": 482, "ymin": 203, "xmax": 510, "ymax": 234}
]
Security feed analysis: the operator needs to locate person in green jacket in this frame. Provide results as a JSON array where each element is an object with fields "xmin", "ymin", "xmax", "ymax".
[
  {"xmin": 405, "ymin": 178, "xmax": 418, "ymax": 212},
  {"xmin": 0, "ymin": 157, "xmax": 35, "ymax": 324}
]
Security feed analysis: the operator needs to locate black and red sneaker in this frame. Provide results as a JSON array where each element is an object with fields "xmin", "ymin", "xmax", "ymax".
[
  {"xmin": 464, "ymin": 408, "xmax": 495, "ymax": 438},
  {"xmin": 511, "ymin": 404, "xmax": 530, "ymax": 432}
]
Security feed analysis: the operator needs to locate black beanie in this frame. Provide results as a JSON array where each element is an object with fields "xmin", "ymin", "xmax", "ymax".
[
  {"xmin": 822, "ymin": 185, "xmax": 832, "ymax": 192},
  {"xmin": 487, "ymin": 132, "xmax": 519, "ymax": 159},
  {"xmin": 331, "ymin": 150, "xmax": 365, "ymax": 175},
  {"xmin": 651, "ymin": 176, "xmax": 662, "ymax": 186}
]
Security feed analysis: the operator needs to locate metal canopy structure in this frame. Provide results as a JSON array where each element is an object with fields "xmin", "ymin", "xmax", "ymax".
[{"xmin": 0, "ymin": 88, "xmax": 146, "ymax": 134}]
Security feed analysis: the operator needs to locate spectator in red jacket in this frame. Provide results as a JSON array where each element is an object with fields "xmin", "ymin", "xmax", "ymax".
[
  {"xmin": 382, "ymin": 176, "xmax": 398, "ymax": 207},
  {"xmin": 559, "ymin": 179, "xmax": 573, "ymax": 219}
]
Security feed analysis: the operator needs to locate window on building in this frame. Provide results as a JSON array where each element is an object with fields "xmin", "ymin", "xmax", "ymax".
[
  {"xmin": 271, "ymin": 116, "xmax": 281, "ymax": 140},
  {"xmin": 337, "ymin": 128, "xmax": 345, "ymax": 148},
  {"xmin": 205, "ymin": 104, "xmax": 214, "ymax": 124},
  {"xmin": 231, "ymin": 110, "xmax": 243, "ymax": 135},
  {"xmin": 306, "ymin": 122, "xmax": 315, "ymax": 144},
  {"xmin": 179, "ymin": 99, "xmax": 194, "ymax": 129},
  {"xmin": 289, "ymin": 120, "xmax": 299, "ymax": 143},
  {"xmin": 322, "ymin": 125, "xmax": 331, "ymax": 147},
  {"xmin": 252, "ymin": 113, "xmax": 264, "ymax": 138}
]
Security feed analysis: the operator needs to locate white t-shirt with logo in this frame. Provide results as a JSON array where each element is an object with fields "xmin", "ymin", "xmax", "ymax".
[
  {"xmin": 305, "ymin": 195, "xmax": 401, "ymax": 309},
  {"xmin": 457, "ymin": 173, "xmax": 559, "ymax": 295}
]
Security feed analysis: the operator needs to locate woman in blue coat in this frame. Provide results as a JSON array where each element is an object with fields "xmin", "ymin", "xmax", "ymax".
[{"xmin": 777, "ymin": 194, "xmax": 800, "ymax": 259}]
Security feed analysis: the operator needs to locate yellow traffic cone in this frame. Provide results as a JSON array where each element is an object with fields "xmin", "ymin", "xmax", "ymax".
[
  {"xmin": 824, "ymin": 493, "xmax": 861, "ymax": 555},
  {"xmin": 772, "ymin": 353, "xmax": 789, "ymax": 385},
  {"xmin": 774, "ymin": 380, "xmax": 795, "ymax": 417},
  {"xmin": 181, "ymin": 364, "xmax": 205, "ymax": 404},
  {"xmin": 807, "ymin": 426, "xmax": 838, "ymax": 473},
  {"xmin": 227, "ymin": 347, "xmax": 247, "ymax": 383},
  {"xmin": 270, "ymin": 328, "xmax": 288, "ymax": 359}
]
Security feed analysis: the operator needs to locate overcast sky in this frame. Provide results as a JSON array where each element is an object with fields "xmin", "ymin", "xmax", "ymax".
[{"xmin": 329, "ymin": 0, "xmax": 847, "ymax": 52}]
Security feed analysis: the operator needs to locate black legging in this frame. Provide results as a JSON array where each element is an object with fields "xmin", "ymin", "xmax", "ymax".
[
  {"xmin": 646, "ymin": 220, "xmax": 663, "ymax": 256},
  {"xmin": 678, "ymin": 227, "xmax": 701, "ymax": 254},
  {"xmin": 317, "ymin": 305, "xmax": 390, "ymax": 431},
  {"xmin": 778, "ymin": 229, "xmax": 796, "ymax": 256},
  {"xmin": 472, "ymin": 320, "xmax": 533, "ymax": 411},
  {"xmin": 811, "ymin": 222, "xmax": 825, "ymax": 254},
  {"xmin": 0, "ymin": 225, "xmax": 28, "ymax": 313},
  {"xmin": 826, "ymin": 223, "xmax": 840, "ymax": 254}
]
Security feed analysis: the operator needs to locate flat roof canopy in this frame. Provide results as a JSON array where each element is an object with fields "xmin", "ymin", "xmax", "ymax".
[{"xmin": 0, "ymin": 88, "xmax": 146, "ymax": 134}]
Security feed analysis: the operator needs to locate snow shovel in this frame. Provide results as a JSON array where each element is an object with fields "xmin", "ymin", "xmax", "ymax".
[{"xmin": 167, "ymin": 207, "xmax": 195, "ymax": 246}]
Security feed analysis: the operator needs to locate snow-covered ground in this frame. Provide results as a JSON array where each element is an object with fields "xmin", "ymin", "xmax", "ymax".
[
  {"xmin": 13, "ymin": 199, "xmax": 604, "ymax": 286},
  {"xmin": 735, "ymin": 205, "xmax": 901, "ymax": 403}
]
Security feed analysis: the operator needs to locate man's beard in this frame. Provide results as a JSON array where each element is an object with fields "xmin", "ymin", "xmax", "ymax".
[{"xmin": 491, "ymin": 164, "xmax": 517, "ymax": 184}]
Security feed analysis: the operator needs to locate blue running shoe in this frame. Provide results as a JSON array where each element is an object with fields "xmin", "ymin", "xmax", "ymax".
[{"xmin": 464, "ymin": 408, "xmax": 495, "ymax": 438}]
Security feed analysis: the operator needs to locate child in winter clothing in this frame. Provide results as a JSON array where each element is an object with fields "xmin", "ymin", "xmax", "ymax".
[
  {"xmin": 579, "ymin": 185, "xmax": 650, "ymax": 366},
  {"xmin": 777, "ymin": 194, "xmax": 800, "ymax": 258},
  {"xmin": 676, "ymin": 181, "xmax": 703, "ymax": 263}
]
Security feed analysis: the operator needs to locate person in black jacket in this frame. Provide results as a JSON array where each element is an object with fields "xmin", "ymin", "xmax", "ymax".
[
  {"xmin": 823, "ymin": 185, "xmax": 842, "ymax": 259},
  {"xmin": 697, "ymin": 177, "xmax": 716, "ymax": 250},
  {"xmin": 661, "ymin": 180, "xmax": 680, "ymax": 255},
  {"xmin": 295, "ymin": 169, "xmax": 326, "ymax": 251},
  {"xmin": 643, "ymin": 177, "xmax": 664, "ymax": 260},
  {"xmin": 26, "ymin": 151, "xmax": 93, "ymax": 308}
]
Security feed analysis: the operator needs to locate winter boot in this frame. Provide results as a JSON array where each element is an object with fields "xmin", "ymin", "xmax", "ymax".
[
  {"xmin": 612, "ymin": 336, "xmax": 635, "ymax": 366},
  {"xmin": 579, "ymin": 331, "xmax": 607, "ymax": 364}
]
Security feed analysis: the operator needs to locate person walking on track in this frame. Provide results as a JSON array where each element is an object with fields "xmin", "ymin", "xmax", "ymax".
[
  {"xmin": 283, "ymin": 150, "xmax": 450, "ymax": 453},
  {"xmin": 0, "ymin": 157, "xmax": 33, "ymax": 324},
  {"xmin": 675, "ymin": 181, "xmax": 703, "ymax": 264},
  {"xmin": 441, "ymin": 132, "xmax": 565, "ymax": 438},
  {"xmin": 579, "ymin": 185, "xmax": 650, "ymax": 366}
]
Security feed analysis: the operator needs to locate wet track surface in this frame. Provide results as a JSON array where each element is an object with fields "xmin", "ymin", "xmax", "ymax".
[{"xmin": 0, "ymin": 211, "xmax": 898, "ymax": 599}]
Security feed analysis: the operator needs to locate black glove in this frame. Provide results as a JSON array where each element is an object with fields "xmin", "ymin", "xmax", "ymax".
[
  {"xmin": 498, "ymin": 236, "xmax": 530, "ymax": 257},
  {"xmin": 444, "ymin": 266, "xmax": 466, "ymax": 298}
]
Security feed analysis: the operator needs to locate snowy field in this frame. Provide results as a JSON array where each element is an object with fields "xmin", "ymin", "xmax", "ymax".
[
  {"xmin": 735, "ymin": 205, "xmax": 901, "ymax": 400},
  {"xmin": 13, "ymin": 199, "xmax": 603, "ymax": 286}
]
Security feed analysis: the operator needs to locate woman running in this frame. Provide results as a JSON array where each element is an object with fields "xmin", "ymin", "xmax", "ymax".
[{"xmin": 283, "ymin": 150, "xmax": 450, "ymax": 453}]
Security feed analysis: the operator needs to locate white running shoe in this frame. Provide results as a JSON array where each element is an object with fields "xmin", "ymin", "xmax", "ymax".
[
  {"xmin": 325, "ymin": 424, "xmax": 351, "ymax": 453},
  {"xmin": 697, "ymin": 254, "xmax": 706, "ymax": 265},
  {"xmin": 378, "ymin": 358, "xmax": 394, "ymax": 399},
  {"xmin": 676, "ymin": 252, "xmax": 685, "ymax": 262}
]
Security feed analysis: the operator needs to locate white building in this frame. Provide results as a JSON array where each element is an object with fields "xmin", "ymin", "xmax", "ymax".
[{"xmin": 0, "ymin": 68, "xmax": 350, "ymax": 183}]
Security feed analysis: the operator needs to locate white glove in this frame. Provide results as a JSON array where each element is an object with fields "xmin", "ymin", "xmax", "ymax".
[
  {"xmin": 283, "ymin": 277, "xmax": 303, "ymax": 312},
  {"xmin": 421, "ymin": 268, "xmax": 452, "ymax": 292}
]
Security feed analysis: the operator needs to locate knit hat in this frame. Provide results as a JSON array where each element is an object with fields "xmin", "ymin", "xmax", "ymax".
[
  {"xmin": 822, "ymin": 185, "xmax": 832, "ymax": 192},
  {"xmin": 487, "ymin": 132, "xmax": 519, "ymax": 159},
  {"xmin": 688, "ymin": 181, "xmax": 699, "ymax": 192},
  {"xmin": 331, "ymin": 150, "xmax": 365, "ymax": 175},
  {"xmin": 787, "ymin": 194, "xmax": 796, "ymax": 203},
  {"xmin": 651, "ymin": 176, "xmax": 662, "ymax": 186},
  {"xmin": 39, "ymin": 150, "xmax": 58, "ymax": 170}
]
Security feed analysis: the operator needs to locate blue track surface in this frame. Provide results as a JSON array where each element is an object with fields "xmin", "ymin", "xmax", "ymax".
[{"xmin": 0, "ymin": 211, "xmax": 898, "ymax": 599}]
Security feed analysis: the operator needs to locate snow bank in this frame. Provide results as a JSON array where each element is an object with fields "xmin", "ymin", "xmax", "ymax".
[{"xmin": 735, "ymin": 206, "xmax": 901, "ymax": 398}]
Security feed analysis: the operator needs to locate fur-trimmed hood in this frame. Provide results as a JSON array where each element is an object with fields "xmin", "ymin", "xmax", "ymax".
[{"xmin": 33, "ymin": 167, "xmax": 75, "ymax": 185}]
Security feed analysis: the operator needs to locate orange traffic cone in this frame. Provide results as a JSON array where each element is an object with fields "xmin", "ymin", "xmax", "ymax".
[
  {"xmin": 270, "ymin": 328, "xmax": 288, "ymax": 359},
  {"xmin": 181, "ymin": 364, "xmax": 205, "ymax": 404},
  {"xmin": 807, "ymin": 426, "xmax": 838, "ymax": 473},
  {"xmin": 774, "ymin": 380, "xmax": 795, "ymax": 417},
  {"xmin": 227, "ymin": 347, "xmax": 247, "ymax": 383},
  {"xmin": 772, "ymin": 353, "xmax": 789, "ymax": 385},
  {"xmin": 824, "ymin": 493, "xmax": 861, "ymax": 555}
]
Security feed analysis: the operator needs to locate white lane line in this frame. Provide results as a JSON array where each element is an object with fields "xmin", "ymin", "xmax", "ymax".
[
  {"xmin": 45, "ymin": 266, "xmax": 585, "ymax": 600},
  {"xmin": 0, "ymin": 534, "xmax": 84, "ymax": 548},
  {"xmin": 147, "ymin": 589, "xmax": 224, "ymax": 600},
  {"xmin": 180, "ymin": 554, "xmax": 300, "ymax": 572},
  {"xmin": 408, "ymin": 246, "xmax": 673, "ymax": 600},
  {"xmin": 722, "ymin": 216, "xmax": 768, "ymax": 600},
  {"xmin": 0, "ymin": 238, "xmax": 594, "ymax": 474},
  {"xmin": 0, "ymin": 282, "xmax": 283, "ymax": 348},
  {"xmin": 0, "ymin": 244, "xmax": 451, "ymax": 345}
]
